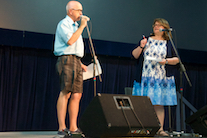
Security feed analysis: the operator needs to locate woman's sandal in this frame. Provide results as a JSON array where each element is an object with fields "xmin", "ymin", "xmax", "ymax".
[{"xmin": 156, "ymin": 130, "xmax": 169, "ymax": 137}]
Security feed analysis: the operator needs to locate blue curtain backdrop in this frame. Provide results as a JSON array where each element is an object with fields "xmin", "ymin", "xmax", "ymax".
[
  {"xmin": 0, "ymin": 45, "xmax": 137, "ymax": 131},
  {"xmin": 0, "ymin": 41, "xmax": 207, "ymax": 132}
]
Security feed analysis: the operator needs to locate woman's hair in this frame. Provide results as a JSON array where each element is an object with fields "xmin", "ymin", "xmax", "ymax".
[{"xmin": 151, "ymin": 18, "xmax": 172, "ymax": 40}]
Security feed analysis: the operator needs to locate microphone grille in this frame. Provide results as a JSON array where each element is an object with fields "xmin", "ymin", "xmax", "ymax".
[{"xmin": 159, "ymin": 28, "xmax": 163, "ymax": 32}]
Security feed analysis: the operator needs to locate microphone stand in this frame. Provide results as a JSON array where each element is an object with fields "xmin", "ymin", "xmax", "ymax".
[
  {"xmin": 86, "ymin": 23, "xmax": 102, "ymax": 97},
  {"xmin": 166, "ymin": 31, "xmax": 192, "ymax": 133}
]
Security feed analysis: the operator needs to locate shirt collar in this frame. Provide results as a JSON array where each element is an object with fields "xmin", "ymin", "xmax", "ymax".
[{"xmin": 66, "ymin": 15, "xmax": 79, "ymax": 27}]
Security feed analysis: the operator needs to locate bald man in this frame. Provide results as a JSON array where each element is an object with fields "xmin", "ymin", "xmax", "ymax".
[{"xmin": 54, "ymin": 1, "xmax": 88, "ymax": 137}]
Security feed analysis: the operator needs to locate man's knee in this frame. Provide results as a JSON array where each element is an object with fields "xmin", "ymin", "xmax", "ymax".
[
  {"xmin": 70, "ymin": 92, "xmax": 82, "ymax": 101},
  {"xmin": 59, "ymin": 91, "xmax": 71, "ymax": 99}
]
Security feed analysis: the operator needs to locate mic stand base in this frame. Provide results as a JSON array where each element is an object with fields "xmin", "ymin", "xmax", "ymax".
[
  {"xmin": 168, "ymin": 131, "xmax": 202, "ymax": 138},
  {"xmin": 63, "ymin": 133, "xmax": 85, "ymax": 138}
]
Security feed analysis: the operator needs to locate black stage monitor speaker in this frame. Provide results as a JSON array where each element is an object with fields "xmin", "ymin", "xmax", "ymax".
[
  {"xmin": 185, "ymin": 105, "xmax": 207, "ymax": 136},
  {"xmin": 79, "ymin": 93, "xmax": 160, "ymax": 137}
]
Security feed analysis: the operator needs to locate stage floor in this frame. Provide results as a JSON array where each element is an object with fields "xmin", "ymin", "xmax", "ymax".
[
  {"xmin": 0, "ymin": 131, "xmax": 205, "ymax": 138},
  {"xmin": 0, "ymin": 131, "xmax": 58, "ymax": 138}
]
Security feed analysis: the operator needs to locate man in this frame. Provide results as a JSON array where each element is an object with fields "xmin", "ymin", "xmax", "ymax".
[{"xmin": 54, "ymin": 1, "xmax": 88, "ymax": 137}]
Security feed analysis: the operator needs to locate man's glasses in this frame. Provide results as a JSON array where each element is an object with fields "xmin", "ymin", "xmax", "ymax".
[{"xmin": 71, "ymin": 9, "xmax": 83, "ymax": 12}]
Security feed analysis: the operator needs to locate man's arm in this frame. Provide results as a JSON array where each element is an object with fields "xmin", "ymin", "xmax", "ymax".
[{"xmin": 67, "ymin": 17, "xmax": 88, "ymax": 46}]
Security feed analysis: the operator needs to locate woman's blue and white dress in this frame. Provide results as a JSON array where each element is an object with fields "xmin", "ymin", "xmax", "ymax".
[{"xmin": 132, "ymin": 37, "xmax": 177, "ymax": 106}]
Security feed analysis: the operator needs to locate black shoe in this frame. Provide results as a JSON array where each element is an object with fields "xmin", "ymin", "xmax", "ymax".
[
  {"xmin": 57, "ymin": 128, "xmax": 71, "ymax": 137},
  {"xmin": 71, "ymin": 128, "xmax": 85, "ymax": 137},
  {"xmin": 155, "ymin": 130, "xmax": 169, "ymax": 137}
]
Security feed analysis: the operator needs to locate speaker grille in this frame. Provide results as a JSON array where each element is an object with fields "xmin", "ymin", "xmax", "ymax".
[{"xmin": 80, "ymin": 94, "xmax": 160, "ymax": 137}]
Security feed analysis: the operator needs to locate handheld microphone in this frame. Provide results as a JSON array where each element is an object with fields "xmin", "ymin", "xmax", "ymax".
[
  {"xmin": 159, "ymin": 28, "xmax": 173, "ymax": 32},
  {"xmin": 80, "ymin": 15, "xmax": 90, "ymax": 21}
]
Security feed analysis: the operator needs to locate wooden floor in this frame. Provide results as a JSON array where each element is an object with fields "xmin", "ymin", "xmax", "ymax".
[{"xmin": 0, "ymin": 131, "xmax": 205, "ymax": 138}]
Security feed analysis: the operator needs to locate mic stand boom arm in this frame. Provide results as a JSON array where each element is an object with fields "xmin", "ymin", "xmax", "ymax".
[
  {"xmin": 86, "ymin": 23, "xmax": 102, "ymax": 97},
  {"xmin": 166, "ymin": 31, "xmax": 192, "ymax": 131},
  {"xmin": 167, "ymin": 31, "xmax": 192, "ymax": 87}
]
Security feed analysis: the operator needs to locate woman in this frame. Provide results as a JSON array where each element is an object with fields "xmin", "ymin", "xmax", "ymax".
[{"xmin": 132, "ymin": 18, "xmax": 179, "ymax": 136}]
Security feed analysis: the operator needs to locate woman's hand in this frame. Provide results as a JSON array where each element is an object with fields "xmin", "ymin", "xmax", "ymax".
[
  {"xmin": 140, "ymin": 38, "xmax": 147, "ymax": 48},
  {"xmin": 159, "ymin": 59, "xmax": 167, "ymax": 65},
  {"xmin": 159, "ymin": 57, "xmax": 179, "ymax": 65}
]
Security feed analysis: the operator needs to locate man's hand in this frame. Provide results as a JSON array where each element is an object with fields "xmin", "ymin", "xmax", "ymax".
[{"xmin": 81, "ymin": 63, "xmax": 87, "ymax": 72}]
